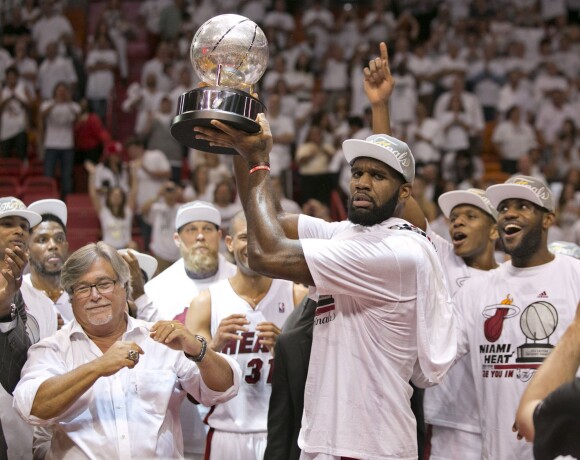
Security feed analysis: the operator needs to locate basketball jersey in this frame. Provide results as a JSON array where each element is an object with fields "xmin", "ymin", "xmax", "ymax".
[
  {"xmin": 455, "ymin": 255, "xmax": 580, "ymax": 459},
  {"xmin": 207, "ymin": 278, "xmax": 294, "ymax": 433}
]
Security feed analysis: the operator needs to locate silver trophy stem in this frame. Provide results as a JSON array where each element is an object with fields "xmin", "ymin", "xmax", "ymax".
[{"xmin": 216, "ymin": 64, "xmax": 222, "ymax": 86}]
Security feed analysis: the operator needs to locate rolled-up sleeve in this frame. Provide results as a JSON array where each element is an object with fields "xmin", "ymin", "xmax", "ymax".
[
  {"xmin": 176, "ymin": 352, "xmax": 241, "ymax": 406},
  {"xmin": 13, "ymin": 342, "xmax": 73, "ymax": 426}
]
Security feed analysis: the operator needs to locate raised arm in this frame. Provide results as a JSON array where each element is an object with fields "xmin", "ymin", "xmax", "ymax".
[
  {"xmin": 84, "ymin": 161, "xmax": 102, "ymax": 214},
  {"xmin": 195, "ymin": 118, "xmax": 314, "ymax": 286},
  {"xmin": 365, "ymin": 41, "xmax": 394, "ymax": 136}
]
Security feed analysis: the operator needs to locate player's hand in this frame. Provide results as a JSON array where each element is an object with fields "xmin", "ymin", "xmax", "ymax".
[
  {"xmin": 256, "ymin": 321, "xmax": 282, "ymax": 354},
  {"xmin": 363, "ymin": 42, "xmax": 394, "ymax": 105},
  {"xmin": 96, "ymin": 341, "xmax": 144, "ymax": 376},
  {"xmin": 0, "ymin": 247, "xmax": 28, "ymax": 316},
  {"xmin": 121, "ymin": 250, "xmax": 145, "ymax": 299},
  {"xmin": 210, "ymin": 314, "xmax": 250, "ymax": 352},
  {"xmin": 193, "ymin": 113, "xmax": 273, "ymax": 164}
]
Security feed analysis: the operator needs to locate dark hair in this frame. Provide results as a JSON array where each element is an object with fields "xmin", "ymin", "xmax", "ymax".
[
  {"xmin": 105, "ymin": 186, "xmax": 127, "ymax": 219},
  {"xmin": 38, "ymin": 213, "xmax": 67, "ymax": 235}
]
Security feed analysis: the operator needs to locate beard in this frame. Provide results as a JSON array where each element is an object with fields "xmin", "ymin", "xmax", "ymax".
[
  {"xmin": 504, "ymin": 220, "xmax": 543, "ymax": 261},
  {"xmin": 29, "ymin": 257, "xmax": 62, "ymax": 278},
  {"xmin": 182, "ymin": 250, "xmax": 219, "ymax": 278},
  {"xmin": 348, "ymin": 191, "xmax": 399, "ymax": 227}
]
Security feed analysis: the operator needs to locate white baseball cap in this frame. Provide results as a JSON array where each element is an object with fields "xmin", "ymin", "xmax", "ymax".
[
  {"xmin": 118, "ymin": 249, "xmax": 158, "ymax": 281},
  {"xmin": 486, "ymin": 175, "xmax": 555, "ymax": 212},
  {"xmin": 175, "ymin": 201, "xmax": 221, "ymax": 231},
  {"xmin": 342, "ymin": 133, "xmax": 415, "ymax": 183},
  {"xmin": 438, "ymin": 189, "xmax": 498, "ymax": 221},
  {"xmin": 28, "ymin": 199, "xmax": 68, "ymax": 226},
  {"xmin": 0, "ymin": 196, "xmax": 42, "ymax": 227}
]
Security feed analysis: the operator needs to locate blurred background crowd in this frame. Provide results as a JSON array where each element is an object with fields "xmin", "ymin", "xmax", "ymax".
[{"xmin": 0, "ymin": 0, "xmax": 579, "ymax": 268}]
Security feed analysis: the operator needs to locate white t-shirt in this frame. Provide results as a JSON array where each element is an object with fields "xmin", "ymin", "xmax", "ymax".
[
  {"xmin": 134, "ymin": 150, "xmax": 171, "ymax": 213},
  {"xmin": 85, "ymin": 48, "xmax": 118, "ymax": 100},
  {"xmin": 455, "ymin": 255, "xmax": 580, "ymax": 460},
  {"xmin": 40, "ymin": 101, "xmax": 80, "ymax": 149},
  {"xmin": 32, "ymin": 14, "xmax": 73, "ymax": 56},
  {"xmin": 37, "ymin": 56, "xmax": 77, "ymax": 101},
  {"xmin": 0, "ymin": 83, "xmax": 29, "ymax": 140},
  {"xmin": 20, "ymin": 274, "xmax": 73, "ymax": 343},
  {"xmin": 144, "ymin": 255, "xmax": 237, "ymax": 322},
  {"xmin": 99, "ymin": 206, "xmax": 133, "ymax": 249},
  {"xmin": 207, "ymin": 278, "xmax": 294, "ymax": 433},
  {"xmin": 297, "ymin": 216, "xmax": 454, "ymax": 459},
  {"xmin": 149, "ymin": 201, "xmax": 180, "ymax": 261},
  {"xmin": 492, "ymin": 120, "xmax": 538, "ymax": 161}
]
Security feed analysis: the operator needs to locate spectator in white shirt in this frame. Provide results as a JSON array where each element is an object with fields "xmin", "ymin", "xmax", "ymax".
[
  {"xmin": 85, "ymin": 32, "xmax": 118, "ymax": 123},
  {"xmin": 126, "ymin": 138, "xmax": 171, "ymax": 252},
  {"xmin": 0, "ymin": 66, "xmax": 32, "ymax": 160},
  {"xmin": 13, "ymin": 39, "xmax": 38, "ymax": 98},
  {"xmin": 492, "ymin": 105, "xmax": 538, "ymax": 174},
  {"xmin": 536, "ymin": 89, "xmax": 577, "ymax": 147},
  {"xmin": 263, "ymin": 0, "xmax": 295, "ymax": 49},
  {"xmin": 37, "ymin": 41, "xmax": 77, "ymax": 101},
  {"xmin": 40, "ymin": 82, "xmax": 80, "ymax": 197},
  {"xmin": 497, "ymin": 68, "xmax": 534, "ymax": 121},
  {"xmin": 13, "ymin": 241, "xmax": 240, "ymax": 460},
  {"xmin": 142, "ymin": 181, "xmax": 182, "ymax": 273},
  {"xmin": 406, "ymin": 102, "xmax": 444, "ymax": 167},
  {"xmin": 31, "ymin": 0, "xmax": 73, "ymax": 58}
]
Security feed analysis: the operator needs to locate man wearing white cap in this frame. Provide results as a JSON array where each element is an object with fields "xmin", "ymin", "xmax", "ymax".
[
  {"xmin": 23, "ymin": 199, "xmax": 72, "ymax": 339},
  {"xmin": 0, "ymin": 199, "xmax": 72, "ymax": 459},
  {"xmin": 0, "ymin": 196, "xmax": 40, "ymax": 459},
  {"xmin": 420, "ymin": 189, "xmax": 500, "ymax": 460},
  {"xmin": 144, "ymin": 200, "xmax": 236, "ymax": 459},
  {"xmin": 451, "ymin": 175, "xmax": 580, "ymax": 459},
  {"xmin": 193, "ymin": 117, "xmax": 456, "ymax": 459}
]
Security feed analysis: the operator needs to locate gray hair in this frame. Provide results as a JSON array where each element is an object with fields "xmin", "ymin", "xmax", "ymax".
[{"xmin": 61, "ymin": 242, "xmax": 132, "ymax": 297}]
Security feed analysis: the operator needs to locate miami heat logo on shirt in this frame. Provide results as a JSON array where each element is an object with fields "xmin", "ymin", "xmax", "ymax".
[
  {"xmin": 483, "ymin": 294, "xmax": 520, "ymax": 342},
  {"xmin": 479, "ymin": 294, "xmax": 559, "ymax": 382}
]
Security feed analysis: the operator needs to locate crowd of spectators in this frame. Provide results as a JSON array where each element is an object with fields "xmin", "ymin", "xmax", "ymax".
[{"xmin": 1, "ymin": 0, "xmax": 579, "ymax": 261}]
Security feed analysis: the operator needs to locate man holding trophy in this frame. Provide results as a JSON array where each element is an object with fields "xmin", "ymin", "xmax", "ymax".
[{"xmin": 181, "ymin": 15, "xmax": 456, "ymax": 460}]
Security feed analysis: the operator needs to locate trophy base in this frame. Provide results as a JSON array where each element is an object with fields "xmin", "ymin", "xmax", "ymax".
[
  {"xmin": 516, "ymin": 343, "xmax": 553, "ymax": 363},
  {"xmin": 170, "ymin": 87, "xmax": 266, "ymax": 155}
]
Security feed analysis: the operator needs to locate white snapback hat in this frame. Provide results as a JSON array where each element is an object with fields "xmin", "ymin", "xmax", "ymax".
[
  {"xmin": 438, "ymin": 188, "xmax": 498, "ymax": 220},
  {"xmin": 28, "ymin": 199, "xmax": 68, "ymax": 225},
  {"xmin": 118, "ymin": 249, "xmax": 158, "ymax": 281},
  {"xmin": 175, "ymin": 201, "xmax": 221, "ymax": 231},
  {"xmin": 486, "ymin": 175, "xmax": 554, "ymax": 212},
  {"xmin": 0, "ymin": 196, "xmax": 42, "ymax": 227},
  {"xmin": 342, "ymin": 133, "xmax": 415, "ymax": 183}
]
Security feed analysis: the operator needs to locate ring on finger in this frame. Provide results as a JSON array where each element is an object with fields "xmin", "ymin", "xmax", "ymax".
[{"xmin": 127, "ymin": 350, "xmax": 139, "ymax": 363}]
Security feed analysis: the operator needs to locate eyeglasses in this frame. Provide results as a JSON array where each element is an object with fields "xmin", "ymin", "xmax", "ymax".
[{"xmin": 72, "ymin": 279, "xmax": 117, "ymax": 299}]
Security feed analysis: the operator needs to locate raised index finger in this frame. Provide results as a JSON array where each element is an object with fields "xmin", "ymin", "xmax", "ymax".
[{"xmin": 380, "ymin": 42, "xmax": 389, "ymax": 69}]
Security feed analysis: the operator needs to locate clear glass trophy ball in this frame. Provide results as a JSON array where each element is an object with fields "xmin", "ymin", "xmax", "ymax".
[{"xmin": 190, "ymin": 14, "xmax": 269, "ymax": 91}]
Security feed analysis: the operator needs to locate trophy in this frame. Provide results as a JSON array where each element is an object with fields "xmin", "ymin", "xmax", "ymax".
[{"xmin": 170, "ymin": 14, "xmax": 269, "ymax": 155}]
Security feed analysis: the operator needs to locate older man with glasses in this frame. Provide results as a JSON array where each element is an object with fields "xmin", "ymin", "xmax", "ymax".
[{"xmin": 13, "ymin": 241, "xmax": 241, "ymax": 459}]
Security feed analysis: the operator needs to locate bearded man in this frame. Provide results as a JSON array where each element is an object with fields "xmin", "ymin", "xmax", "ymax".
[{"xmin": 144, "ymin": 200, "xmax": 236, "ymax": 460}]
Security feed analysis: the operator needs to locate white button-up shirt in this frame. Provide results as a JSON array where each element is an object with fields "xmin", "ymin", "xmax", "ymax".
[{"xmin": 13, "ymin": 316, "xmax": 241, "ymax": 459}]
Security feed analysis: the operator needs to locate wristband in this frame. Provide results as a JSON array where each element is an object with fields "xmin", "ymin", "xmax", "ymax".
[
  {"xmin": 184, "ymin": 335, "xmax": 208, "ymax": 362},
  {"xmin": 249, "ymin": 164, "xmax": 271, "ymax": 174}
]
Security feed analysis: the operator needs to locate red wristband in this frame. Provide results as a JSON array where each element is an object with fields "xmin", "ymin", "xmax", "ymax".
[{"xmin": 249, "ymin": 164, "xmax": 271, "ymax": 174}]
